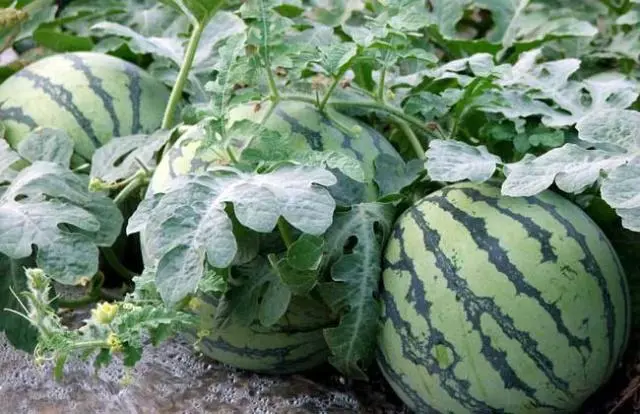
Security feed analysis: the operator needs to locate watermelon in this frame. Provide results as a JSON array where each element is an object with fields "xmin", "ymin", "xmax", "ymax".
[
  {"xmin": 0, "ymin": 52, "xmax": 170, "ymax": 166},
  {"xmin": 148, "ymin": 100, "xmax": 403, "ymax": 201},
  {"xmin": 188, "ymin": 292, "xmax": 334, "ymax": 374},
  {"xmin": 377, "ymin": 181, "xmax": 630, "ymax": 413}
]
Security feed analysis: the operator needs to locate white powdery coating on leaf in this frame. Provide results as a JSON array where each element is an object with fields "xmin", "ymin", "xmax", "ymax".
[
  {"xmin": 502, "ymin": 144, "xmax": 629, "ymax": 196},
  {"xmin": 426, "ymin": 139, "xmax": 501, "ymax": 182},
  {"xmin": 601, "ymin": 160, "xmax": 640, "ymax": 209},
  {"xmin": 616, "ymin": 207, "xmax": 640, "ymax": 232},
  {"xmin": 131, "ymin": 165, "xmax": 337, "ymax": 306},
  {"xmin": 577, "ymin": 109, "xmax": 640, "ymax": 152}
]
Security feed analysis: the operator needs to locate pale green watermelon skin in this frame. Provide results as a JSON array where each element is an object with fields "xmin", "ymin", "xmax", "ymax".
[
  {"xmin": 148, "ymin": 100, "xmax": 402, "ymax": 201},
  {"xmin": 377, "ymin": 181, "xmax": 630, "ymax": 413},
  {"xmin": 188, "ymin": 293, "xmax": 333, "ymax": 374},
  {"xmin": 0, "ymin": 52, "xmax": 170, "ymax": 165}
]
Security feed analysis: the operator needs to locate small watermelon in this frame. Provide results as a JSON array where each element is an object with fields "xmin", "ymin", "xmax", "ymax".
[
  {"xmin": 187, "ymin": 291, "xmax": 334, "ymax": 374},
  {"xmin": 0, "ymin": 52, "xmax": 170, "ymax": 166},
  {"xmin": 148, "ymin": 100, "xmax": 403, "ymax": 201},
  {"xmin": 377, "ymin": 181, "xmax": 630, "ymax": 413}
]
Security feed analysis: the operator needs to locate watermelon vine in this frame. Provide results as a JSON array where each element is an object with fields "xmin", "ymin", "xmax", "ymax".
[{"xmin": 1, "ymin": 0, "xmax": 639, "ymax": 413}]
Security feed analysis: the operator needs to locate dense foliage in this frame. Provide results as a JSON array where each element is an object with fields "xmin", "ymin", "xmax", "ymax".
[{"xmin": 1, "ymin": 0, "xmax": 639, "ymax": 411}]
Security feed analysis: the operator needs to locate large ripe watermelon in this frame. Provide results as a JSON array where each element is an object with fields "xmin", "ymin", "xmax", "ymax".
[
  {"xmin": 0, "ymin": 52, "xmax": 170, "ymax": 166},
  {"xmin": 188, "ymin": 291, "xmax": 334, "ymax": 374},
  {"xmin": 377, "ymin": 181, "xmax": 630, "ymax": 413},
  {"xmin": 148, "ymin": 100, "xmax": 402, "ymax": 201}
]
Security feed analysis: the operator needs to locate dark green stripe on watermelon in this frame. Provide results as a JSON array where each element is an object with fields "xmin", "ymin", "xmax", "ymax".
[
  {"xmin": 457, "ymin": 186, "xmax": 558, "ymax": 263},
  {"xmin": 376, "ymin": 345, "xmax": 441, "ymax": 414},
  {"xmin": 384, "ymin": 222, "xmax": 564, "ymax": 410},
  {"xmin": 62, "ymin": 54, "xmax": 121, "ymax": 137},
  {"xmin": 0, "ymin": 104, "xmax": 37, "ymax": 129},
  {"xmin": 123, "ymin": 64, "xmax": 143, "ymax": 133},
  {"xmin": 197, "ymin": 335, "xmax": 325, "ymax": 373},
  {"xmin": 433, "ymin": 188, "xmax": 593, "ymax": 359},
  {"xmin": 14, "ymin": 69, "xmax": 102, "ymax": 147},
  {"xmin": 520, "ymin": 193, "xmax": 618, "ymax": 366},
  {"xmin": 275, "ymin": 106, "xmax": 325, "ymax": 150},
  {"xmin": 377, "ymin": 182, "xmax": 630, "ymax": 413}
]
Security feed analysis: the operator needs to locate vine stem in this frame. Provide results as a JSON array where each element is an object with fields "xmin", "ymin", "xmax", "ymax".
[
  {"xmin": 391, "ymin": 115, "xmax": 425, "ymax": 159},
  {"xmin": 318, "ymin": 75, "xmax": 343, "ymax": 112},
  {"xmin": 113, "ymin": 175, "xmax": 144, "ymax": 206},
  {"xmin": 281, "ymin": 93, "xmax": 437, "ymax": 138},
  {"xmin": 161, "ymin": 21, "xmax": 205, "ymax": 130},
  {"xmin": 377, "ymin": 67, "xmax": 387, "ymax": 102},
  {"xmin": 101, "ymin": 247, "xmax": 135, "ymax": 282}
]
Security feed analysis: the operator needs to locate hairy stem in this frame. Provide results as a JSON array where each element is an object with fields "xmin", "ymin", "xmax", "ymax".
[
  {"xmin": 318, "ymin": 74, "xmax": 343, "ymax": 112},
  {"xmin": 259, "ymin": 0, "xmax": 279, "ymax": 100},
  {"xmin": 113, "ymin": 176, "xmax": 144, "ymax": 206},
  {"xmin": 377, "ymin": 69, "xmax": 386, "ymax": 101},
  {"xmin": 392, "ymin": 115, "xmax": 425, "ymax": 159},
  {"xmin": 161, "ymin": 21, "xmax": 205, "ymax": 129}
]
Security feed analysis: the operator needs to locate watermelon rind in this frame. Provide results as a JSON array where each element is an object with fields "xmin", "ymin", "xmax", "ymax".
[
  {"xmin": 147, "ymin": 100, "xmax": 403, "ymax": 201},
  {"xmin": 0, "ymin": 52, "xmax": 170, "ymax": 166},
  {"xmin": 377, "ymin": 181, "xmax": 631, "ymax": 413},
  {"xmin": 185, "ymin": 290, "xmax": 335, "ymax": 374}
]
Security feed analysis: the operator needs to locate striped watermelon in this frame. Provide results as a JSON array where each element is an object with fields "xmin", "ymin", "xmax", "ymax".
[
  {"xmin": 148, "ymin": 100, "xmax": 402, "ymax": 201},
  {"xmin": 187, "ymin": 291, "xmax": 334, "ymax": 374},
  {"xmin": 0, "ymin": 52, "xmax": 170, "ymax": 166},
  {"xmin": 377, "ymin": 181, "xmax": 630, "ymax": 413}
]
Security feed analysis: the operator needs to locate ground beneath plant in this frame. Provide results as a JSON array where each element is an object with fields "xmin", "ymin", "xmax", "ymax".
[{"xmin": 1, "ymin": 314, "xmax": 639, "ymax": 414}]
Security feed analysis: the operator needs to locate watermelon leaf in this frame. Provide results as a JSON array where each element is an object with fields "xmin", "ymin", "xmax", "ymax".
[
  {"xmin": 128, "ymin": 164, "xmax": 337, "ymax": 306},
  {"xmin": 0, "ymin": 139, "xmax": 20, "ymax": 184},
  {"xmin": 207, "ymin": 32, "xmax": 248, "ymax": 120},
  {"xmin": 160, "ymin": 0, "xmax": 225, "ymax": 24},
  {"xmin": 16, "ymin": 127, "xmax": 74, "ymax": 167},
  {"xmin": 318, "ymin": 202, "xmax": 396, "ymax": 380},
  {"xmin": 287, "ymin": 234, "xmax": 324, "ymax": 271},
  {"xmin": 0, "ymin": 254, "xmax": 39, "ymax": 352},
  {"xmin": 90, "ymin": 130, "xmax": 172, "ymax": 186},
  {"xmin": 212, "ymin": 256, "xmax": 291, "ymax": 328},
  {"xmin": 425, "ymin": 140, "xmax": 501, "ymax": 183},
  {"xmin": 0, "ymin": 162, "xmax": 123, "ymax": 284},
  {"xmin": 374, "ymin": 154, "xmax": 426, "ymax": 198},
  {"xmin": 318, "ymin": 42, "xmax": 358, "ymax": 77}
]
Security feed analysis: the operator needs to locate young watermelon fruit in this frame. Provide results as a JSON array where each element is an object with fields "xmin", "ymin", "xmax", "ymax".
[
  {"xmin": 0, "ymin": 52, "xmax": 170, "ymax": 166},
  {"xmin": 377, "ymin": 181, "xmax": 630, "ymax": 413},
  {"xmin": 148, "ymin": 100, "xmax": 403, "ymax": 202}
]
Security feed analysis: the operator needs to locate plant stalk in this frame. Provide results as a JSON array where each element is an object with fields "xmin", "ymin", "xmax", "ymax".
[
  {"xmin": 101, "ymin": 247, "xmax": 135, "ymax": 282},
  {"xmin": 113, "ymin": 176, "xmax": 143, "ymax": 206},
  {"xmin": 391, "ymin": 115, "xmax": 425, "ymax": 159},
  {"xmin": 318, "ymin": 75, "xmax": 343, "ymax": 112},
  {"xmin": 377, "ymin": 67, "xmax": 387, "ymax": 102},
  {"xmin": 282, "ymin": 93, "xmax": 437, "ymax": 139},
  {"xmin": 161, "ymin": 21, "xmax": 205, "ymax": 130}
]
